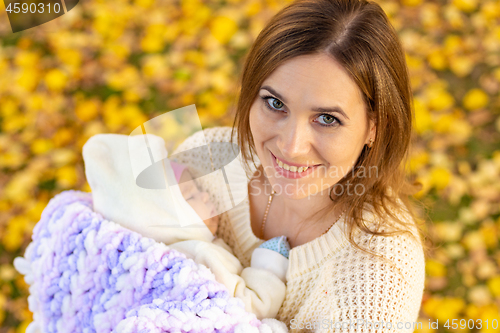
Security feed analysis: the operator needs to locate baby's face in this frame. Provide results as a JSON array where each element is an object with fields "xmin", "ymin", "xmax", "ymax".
[{"xmin": 178, "ymin": 169, "xmax": 219, "ymax": 235}]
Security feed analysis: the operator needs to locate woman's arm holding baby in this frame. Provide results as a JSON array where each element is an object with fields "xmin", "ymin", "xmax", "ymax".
[{"xmin": 169, "ymin": 239, "xmax": 287, "ymax": 320}]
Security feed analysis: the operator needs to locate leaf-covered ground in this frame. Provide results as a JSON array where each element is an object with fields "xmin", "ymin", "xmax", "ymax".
[{"xmin": 0, "ymin": 0, "xmax": 499, "ymax": 332}]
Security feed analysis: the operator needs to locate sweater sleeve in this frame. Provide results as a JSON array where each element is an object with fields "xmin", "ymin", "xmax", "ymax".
[{"xmin": 168, "ymin": 240, "xmax": 286, "ymax": 320}]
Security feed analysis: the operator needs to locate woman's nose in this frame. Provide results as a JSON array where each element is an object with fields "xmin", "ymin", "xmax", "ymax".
[{"xmin": 277, "ymin": 118, "xmax": 312, "ymax": 158}]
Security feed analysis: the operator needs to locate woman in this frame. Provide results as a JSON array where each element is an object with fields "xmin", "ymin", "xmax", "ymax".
[{"xmin": 173, "ymin": 0, "xmax": 428, "ymax": 331}]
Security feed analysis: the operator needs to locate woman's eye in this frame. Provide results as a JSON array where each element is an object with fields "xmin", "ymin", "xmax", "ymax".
[
  {"xmin": 262, "ymin": 96, "xmax": 285, "ymax": 112},
  {"xmin": 317, "ymin": 114, "xmax": 341, "ymax": 127},
  {"xmin": 260, "ymin": 95, "xmax": 341, "ymax": 127}
]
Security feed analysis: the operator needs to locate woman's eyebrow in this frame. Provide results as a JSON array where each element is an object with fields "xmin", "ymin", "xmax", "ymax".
[
  {"xmin": 260, "ymin": 85, "xmax": 350, "ymax": 120},
  {"xmin": 261, "ymin": 86, "xmax": 287, "ymax": 103},
  {"xmin": 312, "ymin": 106, "xmax": 350, "ymax": 120}
]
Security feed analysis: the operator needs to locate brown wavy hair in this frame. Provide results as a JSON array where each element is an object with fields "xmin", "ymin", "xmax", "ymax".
[{"xmin": 231, "ymin": 0, "xmax": 431, "ymax": 261}]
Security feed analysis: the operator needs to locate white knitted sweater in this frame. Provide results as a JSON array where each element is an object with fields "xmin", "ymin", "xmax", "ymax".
[{"xmin": 173, "ymin": 127, "xmax": 426, "ymax": 333}]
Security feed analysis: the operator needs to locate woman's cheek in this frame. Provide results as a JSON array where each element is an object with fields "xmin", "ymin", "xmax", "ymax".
[{"xmin": 249, "ymin": 107, "xmax": 264, "ymax": 145}]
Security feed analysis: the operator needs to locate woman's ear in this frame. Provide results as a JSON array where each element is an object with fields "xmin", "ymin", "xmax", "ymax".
[{"xmin": 366, "ymin": 118, "xmax": 377, "ymax": 145}]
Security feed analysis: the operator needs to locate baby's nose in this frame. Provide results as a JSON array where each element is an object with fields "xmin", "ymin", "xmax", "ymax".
[{"xmin": 201, "ymin": 191, "xmax": 210, "ymax": 203}]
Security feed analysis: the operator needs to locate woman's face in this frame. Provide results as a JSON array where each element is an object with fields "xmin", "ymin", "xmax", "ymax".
[{"xmin": 249, "ymin": 53, "xmax": 376, "ymax": 200}]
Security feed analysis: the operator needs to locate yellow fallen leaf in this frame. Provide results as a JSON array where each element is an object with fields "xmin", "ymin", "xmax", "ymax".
[
  {"xmin": 14, "ymin": 50, "xmax": 40, "ymax": 68},
  {"xmin": 402, "ymin": 0, "xmax": 423, "ymax": 7},
  {"xmin": 210, "ymin": 16, "xmax": 238, "ymax": 44},
  {"xmin": 31, "ymin": 139, "xmax": 54, "ymax": 155},
  {"xmin": 57, "ymin": 48, "xmax": 82, "ymax": 68},
  {"xmin": 449, "ymin": 55, "xmax": 475, "ymax": 77},
  {"xmin": 427, "ymin": 88, "xmax": 454, "ymax": 111},
  {"xmin": 56, "ymin": 165, "xmax": 78, "ymax": 188},
  {"xmin": 44, "ymin": 68, "xmax": 68, "ymax": 92},
  {"xmin": 430, "ymin": 167, "xmax": 451, "ymax": 190},
  {"xmin": 487, "ymin": 276, "xmax": 500, "ymax": 297},
  {"xmin": 453, "ymin": 0, "xmax": 478, "ymax": 13},
  {"xmin": 53, "ymin": 128, "xmax": 74, "ymax": 147},
  {"xmin": 426, "ymin": 259, "xmax": 447, "ymax": 277},
  {"xmin": 75, "ymin": 99, "xmax": 100, "ymax": 122},
  {"xmin": 414, "ymin": 102, "xmax": 432, "ymax": 134},
  {"xmin": 141, "ymin": 35, "xmax": 165, "ymax": 53},
  {"xmin": 2, "ymin": 215, "xmax": 29, "ymax": 251},
  {"xmin": 463, "ymin": 88, "xmax": 489, "ymax": 111},
  {"xmin": 16, "ymin": 68, "xmax": 40, "ymax": 92},
  {"xmin": 427, "ymin": 49, "xmax": 447, "ymax": 71}
]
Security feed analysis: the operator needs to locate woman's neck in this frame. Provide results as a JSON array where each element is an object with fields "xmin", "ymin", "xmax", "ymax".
[{"xmin": 254, "ymin": 169, "xmax": 344, "ymax": 247}]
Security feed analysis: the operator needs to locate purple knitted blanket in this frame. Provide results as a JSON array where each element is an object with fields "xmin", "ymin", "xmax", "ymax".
[{"xmin": 17, "ymin": 190, "xmax": 262, "ymax": 333}]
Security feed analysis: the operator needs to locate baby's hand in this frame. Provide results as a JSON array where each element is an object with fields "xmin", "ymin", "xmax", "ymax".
[
  {"xmin": 258, "ymin": 236, "xmax": 290, "ymax": 259},
  {"xmin": 251, "ymin": 236, "xmax": 290, "ymax": 282}
]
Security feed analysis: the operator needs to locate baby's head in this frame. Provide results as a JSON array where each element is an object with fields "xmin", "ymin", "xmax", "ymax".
[{"xmin": 170, "ymin": 161, "xmax": 219, "ymax": 235}]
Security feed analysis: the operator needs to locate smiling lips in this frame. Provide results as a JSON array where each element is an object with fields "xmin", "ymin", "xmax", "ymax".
[{"xmin": 274, "ymin": 156, "xmax": 311, "ymax": 173}]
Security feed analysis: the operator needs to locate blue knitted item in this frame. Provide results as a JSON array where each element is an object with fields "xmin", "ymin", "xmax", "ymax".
[
  {"xmin": 258, "ymin": 236, "xmax": 290, "ymax": 259},
  {"xmin": 17, "ymin": 190, "xmax": 262, "ymax": 333}
]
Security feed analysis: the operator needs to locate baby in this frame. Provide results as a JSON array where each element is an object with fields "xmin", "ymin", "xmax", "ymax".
[
  {"xmin": 82, "ymin": 133, "xmax": 290, "ymax": 321},
  {"xmin": 172, "ymin": 161, "xmax": 219, "ymax": 235}
]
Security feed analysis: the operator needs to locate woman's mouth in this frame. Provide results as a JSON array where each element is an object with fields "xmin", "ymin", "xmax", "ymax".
[{"xmin": 270, "ymin": 152, "xmax": 321, "ymax": 179}]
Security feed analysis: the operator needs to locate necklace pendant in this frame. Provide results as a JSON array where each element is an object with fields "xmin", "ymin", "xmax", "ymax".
[{"xmin": 260, "ymin": 190, "xmax": 275, "ymax": 239}]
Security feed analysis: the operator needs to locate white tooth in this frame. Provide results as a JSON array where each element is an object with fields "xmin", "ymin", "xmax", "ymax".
[
  {"xmin": 290, "ymin": 166, "xmax": 297, "ymax": 172},
  {"xmin": 303, "ymin": 167, "xmax": 308, "ymax": 171},
  {"xmin": 298, "ymin": 167, "xmax": 304, "ymax": 172},
  {"xmin": 278, "ymin": 160, "xmax": 283, "ymax": 168},
  {"xmin": 283, "ymin": 163, "xmax": 290, "ymax": 171}
]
